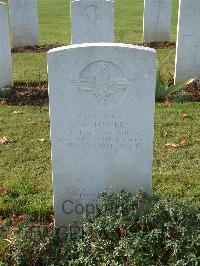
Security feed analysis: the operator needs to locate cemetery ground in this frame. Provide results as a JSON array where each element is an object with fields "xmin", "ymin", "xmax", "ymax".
[
  {"xmin": 0, "ymin": 0, "xmax": 200, "ymax": 264},
  {"xmin": 0, "ymin": 103, "xmax": 200, "ymax": 216}
]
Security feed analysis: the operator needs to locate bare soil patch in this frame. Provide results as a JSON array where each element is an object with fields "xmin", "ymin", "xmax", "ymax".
[
  {"xmin": 142, "ymin": 42, "xmax": 176, "ymax": 49},
  {"xmin": 11, "ymin": 42, "xmax": 176, "ymax": 53},
  {"xmin": 11, "ymin": 44, "xmax": 64, "ymax": 53},
  {"xmin": 0, "ymin": 82, "xmax": 48, "ymax": 106},
  {"xmin": 0, "ymin": 80, "xmax": 199, "ymax": 106}
]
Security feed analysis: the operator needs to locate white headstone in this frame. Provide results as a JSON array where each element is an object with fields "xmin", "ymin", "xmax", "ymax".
[
  {"xmin": 71, "ymin": 0, "xmax": 114, "ymax": 44},
  {"xmin": 143, "ymin": 0, "xmax": 172, "ymax": 42},
  {"xmin": 9, "ymin": 0, "xmax": 39, "ymax": 47},
  {"xmin": 0, "ymin": 2, "xmax": 12, "ymax": 88},
  {"xmin": 175, "ymin": 0, "xmax": 200, "ymax": 83},
  {"xmin": 48, "ymin": 43, "xmax": 156, "ymax": 232}
]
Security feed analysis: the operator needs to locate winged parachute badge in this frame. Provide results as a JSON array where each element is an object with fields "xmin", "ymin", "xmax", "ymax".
[{"xmin": 72, "ymin": 62, "xmax": 133, "ymax": 108}]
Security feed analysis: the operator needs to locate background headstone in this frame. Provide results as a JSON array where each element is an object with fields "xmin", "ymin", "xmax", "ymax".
[
  {"xmin": 48, "ymin": 43, "xmax": 156, "ymax": 231},
  {"xmin": 71, "ymin": 0, "xmax": 114, "ymax": 44},
  {"xmin": 143, "ymin": 0, "xmax": 172, "ymax": 42},
  {"xmin": 0, "ymin": 2, "xmax": 12, "ymax": 88},
  {"xmin": 9, "ymin": 0, "xmax": 39, "ymax": 47},
  {"xmin": 175, "ymin": 0, "xmax": 200, "ymax": 83}
]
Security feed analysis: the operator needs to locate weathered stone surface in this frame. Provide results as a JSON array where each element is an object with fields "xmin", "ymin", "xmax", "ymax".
[
  {"xmin": 9, "ymin": 0, "xmax": 39, "ymax": 47},
  {"xmin": 143, "ymin": 0, "xmax": 172, "ymax": 42},
  {"xmin": 48, "ymin": 43, "xmax": 156, "ymax": 232},
  {"xmin": 175, "ymin": 0, "xmax": 200, "ymax": 83},
  {"xmin": 0, "ymin": 2, "xmax": 12, "ymax": 88},
  {"xmin": 71, "ymin": 0, "xmax": 114, "ymax": 44}
]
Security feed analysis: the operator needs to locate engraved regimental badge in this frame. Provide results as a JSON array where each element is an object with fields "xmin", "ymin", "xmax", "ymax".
[{"xmin": 72, "ymin": 61, "xmax": 133, "ymax": 110}]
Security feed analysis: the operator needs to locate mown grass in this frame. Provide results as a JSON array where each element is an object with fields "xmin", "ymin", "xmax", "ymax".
[
  {"xmin": 153, "ymin": 104, "xmax": 200, "ymax": 203},
  {"xmin": 0, "ymin": 103, "xmax": 199, "ymax": 217},
  {"xmin": 0, "ymin": 107, "xmax": 52, "ymax": 216},
  {"xmin": 38, "ymin": 0, "xmax": 71, "ymax": 45},
  {"xmin": 12, "ymin": 48, "xmax": 176, "ymax": 83},
  {"xmin": 13, "ymin": 53, "xmax": 47, "ymax": 83}
]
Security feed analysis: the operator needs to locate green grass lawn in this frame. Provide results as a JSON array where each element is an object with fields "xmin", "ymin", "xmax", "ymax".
[
  {"xmin": 12, "ymin": 48, "xmax": 176, "ymax": 83},
  {"xmin": 13, "ymin": 53, "xmax": 47, "ymax": 83},
  {"xmin": 0, "ymin": 104, "xmax": 199, "ymax": 217},
  {"xmin": 10, "ymin": 0, "xmax": 179, "ymax": 83}
]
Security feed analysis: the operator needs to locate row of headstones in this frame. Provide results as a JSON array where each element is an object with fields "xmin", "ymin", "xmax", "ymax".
[{"xmin": 0, "ymin": 0, "xmax": 200, "ymax": 88}]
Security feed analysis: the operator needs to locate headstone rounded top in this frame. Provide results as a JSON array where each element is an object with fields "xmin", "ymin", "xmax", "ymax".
[{"xmin": 48, "ymin": 43, "xmax": 156, "ymax": 55}]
